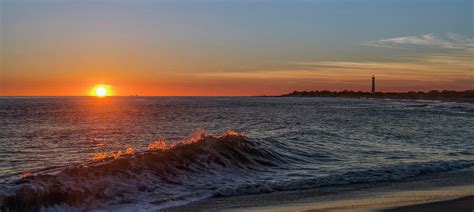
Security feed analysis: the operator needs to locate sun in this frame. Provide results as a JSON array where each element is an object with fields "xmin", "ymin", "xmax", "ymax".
[
  {"xmin": 95, "ymin": 87, "xmax": 108, "ymax": 97},
  {"xmin": 90, "ymin": 84, "xmax": 112, "ymax": 97}
]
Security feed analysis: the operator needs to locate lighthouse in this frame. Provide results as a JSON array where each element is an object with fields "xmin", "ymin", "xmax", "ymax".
[{"xmin": 371, "ymin": 75, "xmax": 376, "ymax": 95}]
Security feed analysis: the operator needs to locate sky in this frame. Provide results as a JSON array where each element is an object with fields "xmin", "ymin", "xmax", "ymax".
[{"xmin": 1, "ymin": 0, "xmax": 473, "ymax": 96}]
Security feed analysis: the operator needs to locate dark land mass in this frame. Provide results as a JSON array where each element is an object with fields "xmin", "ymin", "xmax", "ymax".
[
  {"xmin": 381, "ymin": 196, "xmax": 474, "ymax": 212},
  {"xmin": 273, "ymin": 90, "xmax": 474, "ymax": 103}
]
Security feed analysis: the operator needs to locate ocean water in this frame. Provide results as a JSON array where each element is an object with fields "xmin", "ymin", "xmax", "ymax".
[{"xmin": 0, "ymin": 97, "xmax": 473, "ymax": 210}]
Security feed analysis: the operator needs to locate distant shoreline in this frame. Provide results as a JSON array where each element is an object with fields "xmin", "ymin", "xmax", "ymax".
[{"xmin": 261, "ymin": 90, "xmax": 474, "ymax": 103}]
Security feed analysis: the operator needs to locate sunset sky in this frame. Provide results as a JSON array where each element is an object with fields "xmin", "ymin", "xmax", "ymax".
[{"xmin": 1, "ymin": 0, "xmax": 473, "ymax": 96}]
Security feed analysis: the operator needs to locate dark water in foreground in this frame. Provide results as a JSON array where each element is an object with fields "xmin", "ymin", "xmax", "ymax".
[{"xmin": 0, "ymin": 97, "xmax": 473, "ymax": 210}]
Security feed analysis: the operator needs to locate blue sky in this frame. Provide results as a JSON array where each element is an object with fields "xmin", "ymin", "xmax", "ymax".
[{"xmin": 1, "ymin": 0, "xmax": 473, "ymax": 95}]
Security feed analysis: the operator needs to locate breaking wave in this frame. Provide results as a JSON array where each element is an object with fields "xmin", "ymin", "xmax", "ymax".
[
  {"xmin": 0, "ymin": 131, "xmax": 284, "ymax": 211},
  {"xmin": 0, "ymin": 131, "xmax": 473, "ymax": 211}
]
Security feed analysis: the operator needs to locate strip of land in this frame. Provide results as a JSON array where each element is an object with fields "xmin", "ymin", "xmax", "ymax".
[
  {"xmin": 267, "ymin": 90, "xmax": 474, "ymax": 103},
  {"xmin": 164, "ymin": 169, "xmax": 474, "ymax": 211}
]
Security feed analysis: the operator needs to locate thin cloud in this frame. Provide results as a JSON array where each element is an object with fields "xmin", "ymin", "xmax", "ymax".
[
  {"xmin": 200, "ymin": 53, "xmax": 472, "ymax": 84},
  {"xmin": 362, "ymin": 33, "xmax": 474, "ymax": 50}
]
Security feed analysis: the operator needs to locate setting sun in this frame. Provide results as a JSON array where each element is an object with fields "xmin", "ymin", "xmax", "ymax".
[
  {"xmin": 95, "ymin": 87, "xmax": 107, "ymax": 97},
  {"xmin": 90, "ymin": 85, "xmax": 111, "ymax": 97}
]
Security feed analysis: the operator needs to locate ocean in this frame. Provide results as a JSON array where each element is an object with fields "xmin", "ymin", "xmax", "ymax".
[{"xmin": 0, "ymin": 97, "xmax": 473, "ymax": 210}]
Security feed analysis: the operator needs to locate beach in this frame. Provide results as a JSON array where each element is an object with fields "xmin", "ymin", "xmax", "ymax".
[{"xmin": 165, "ymin": 169, "xmax": 474, "ymax": 211}]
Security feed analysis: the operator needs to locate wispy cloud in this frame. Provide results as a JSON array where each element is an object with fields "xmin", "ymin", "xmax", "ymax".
[
  {"xmin": 197, "ymin": 33, "xmax": 473, "ymax": 91},
  {"xmin": 201, "ymin": 54, "xmax": 472, "ymax": 83},
  {"xmin": 362, "ymin": 33, "xmax": 474, "ymax": 50}
]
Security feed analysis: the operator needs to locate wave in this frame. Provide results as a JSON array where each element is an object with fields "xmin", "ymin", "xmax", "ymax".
[
  {"xmin": 0, "ymin": 131, "xmax": 473, "ymax": 211},
  {"xmin": 0, "ymin": 131, "xmax": 285, "ymax": 211}
]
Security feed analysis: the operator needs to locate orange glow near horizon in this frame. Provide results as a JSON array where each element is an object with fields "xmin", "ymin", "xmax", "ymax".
[{"xmin": 2, "ymin": 1, "xmax": 472, "ymax": 97}]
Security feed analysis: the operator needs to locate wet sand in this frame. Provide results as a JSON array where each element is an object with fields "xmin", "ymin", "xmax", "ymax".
[
  {"xmin": 164, "ymin": 169, "xmax": 474, "ymax": 211},
  {"xmin": 382, "ymin": 196, "xmax": 473, "ymax": 212}
]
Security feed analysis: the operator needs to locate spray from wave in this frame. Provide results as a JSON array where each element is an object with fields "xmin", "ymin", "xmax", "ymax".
[{"xmin": 0, "ymin": 130, "xmax": 283, "ymax": 211}]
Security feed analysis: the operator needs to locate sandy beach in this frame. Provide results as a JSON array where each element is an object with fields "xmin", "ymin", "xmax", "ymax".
[{"xmin": 165, "ymin": 169, "xmax": 474, "ymax": 211}]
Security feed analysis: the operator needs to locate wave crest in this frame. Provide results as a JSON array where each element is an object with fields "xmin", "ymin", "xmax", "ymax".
[
  {"xmin": 148, "ymin": 130, "xmax": 245, "ymax": 151},
  {"xmin": 0, "ymin": 131, "xmax": 274, "ymax": 211}
]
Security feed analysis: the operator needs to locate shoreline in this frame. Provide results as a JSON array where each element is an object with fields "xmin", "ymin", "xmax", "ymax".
[
  {"xmin": 258, "ymin": 95, "xmax": 474, "ymax": 104},
  {"xmin": 272, "ymin": 90, "xmax": 474, "ymax": 103},
  {"xmin": 382, "ymin": 196, "xmax": 473, "ymax": 212},
  {"xmin": 164, "ymin": 169, "xmax": 474, "ymax": 211}
]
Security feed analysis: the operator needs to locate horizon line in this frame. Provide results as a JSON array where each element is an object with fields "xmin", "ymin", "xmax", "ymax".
[{"xmin": 1, "ymin": 89, "xmax": 472, "ymax": 98}]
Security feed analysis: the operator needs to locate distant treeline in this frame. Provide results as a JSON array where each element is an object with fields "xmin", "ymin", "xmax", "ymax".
[{"xmin": 279, "ymin": 90, "xmax": 474, "ymax": 102}]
